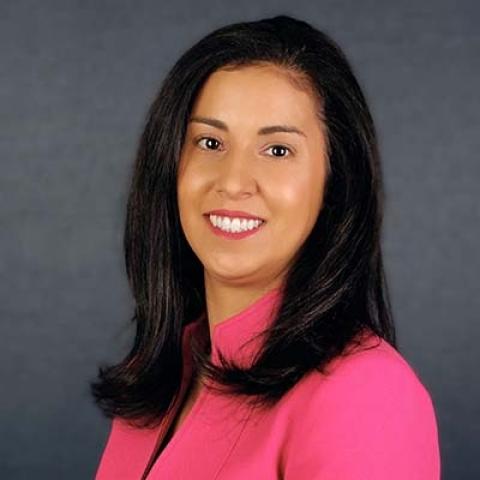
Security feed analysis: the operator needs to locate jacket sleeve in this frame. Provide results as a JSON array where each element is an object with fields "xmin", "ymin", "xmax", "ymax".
[{"xmin": 283, "ymin": 349, "xmax": 441, "ymax": 480}]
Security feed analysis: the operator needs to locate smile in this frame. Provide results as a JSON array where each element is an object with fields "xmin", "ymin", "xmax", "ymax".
[{"xmin": 203, "ymin": 214, "xmax": 266, "ymax": 240}]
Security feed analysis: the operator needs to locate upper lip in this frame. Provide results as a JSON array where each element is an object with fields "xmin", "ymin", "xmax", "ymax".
[{"xmin": 204, "ymin": 209, "xmax": 266, "ymax": 221}]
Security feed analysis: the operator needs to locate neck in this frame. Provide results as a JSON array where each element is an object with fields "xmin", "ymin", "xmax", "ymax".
[{"xmin": 203, "ymin": 276, "xmax": 284, "ymax": 342}]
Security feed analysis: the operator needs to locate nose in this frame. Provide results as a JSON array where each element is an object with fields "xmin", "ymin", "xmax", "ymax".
[{"xmin": 215, "ymin": 151, "xmax": 256, "ymax": 198}]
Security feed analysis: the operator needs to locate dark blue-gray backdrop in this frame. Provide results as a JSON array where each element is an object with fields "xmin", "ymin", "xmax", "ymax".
[{"xmin": 1, "ymin": 1, "xmax": 478, "ymax": 479}]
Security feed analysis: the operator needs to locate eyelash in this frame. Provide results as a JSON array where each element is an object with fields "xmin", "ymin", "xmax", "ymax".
[{"xmin": 194, "ymin": 136, "xmax": 294, "ymax": 159}]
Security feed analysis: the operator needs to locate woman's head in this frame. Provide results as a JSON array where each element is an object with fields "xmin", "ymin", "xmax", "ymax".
[
  {"xmin": 126, "ymin": 14, "xmax": 385, "ymax": 308},
  {"xmin": 91, "ymin": 14, "xmax": 396, "ymax": 428}
]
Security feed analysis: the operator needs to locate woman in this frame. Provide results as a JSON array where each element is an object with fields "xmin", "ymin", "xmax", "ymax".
[{"xmin": 92, "ymin": 14, "xmax": 441, "ymax": 479}]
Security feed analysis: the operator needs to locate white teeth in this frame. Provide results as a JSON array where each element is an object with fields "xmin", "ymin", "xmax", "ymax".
[{"xmin": 208, "ymin": 214, "xmax": 264, "ymax": 233}]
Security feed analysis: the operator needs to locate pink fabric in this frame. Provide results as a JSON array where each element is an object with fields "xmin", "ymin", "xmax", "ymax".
[{"xmin": 95, "ymin": 288, "xmax": 441, "ymax": 479}]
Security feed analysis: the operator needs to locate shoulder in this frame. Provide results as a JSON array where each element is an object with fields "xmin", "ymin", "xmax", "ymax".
[
  {"xmin": 315, "ymin": 333, "xmax": 434, "ymax": 407},
  {"xmin": 282, "ymin": 332, "xmax": 441, "ymax": 479},
  {"xmin": 301, "ymin": 332, "xmax": 438, "ymax": 430}
]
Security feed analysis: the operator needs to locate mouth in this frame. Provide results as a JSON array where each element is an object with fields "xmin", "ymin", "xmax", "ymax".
[{"xmin": 203, "ymin": 213, "xmax": 266, "ymax": 240}]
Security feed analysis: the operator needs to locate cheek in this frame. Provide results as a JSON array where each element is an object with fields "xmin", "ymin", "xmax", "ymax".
[
  {"xmin": 271, "ymin": 171, "xmax": 324, "ymax": 232},
  {"xmin": 178, "ymin": 168, "xmax": 202, "ymax": 205},
  {"xmin": 274, "ymin": 172, "xmax": 312, "ymax": 213}
]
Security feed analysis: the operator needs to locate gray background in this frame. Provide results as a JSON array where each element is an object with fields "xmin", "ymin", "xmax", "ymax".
[{"xmin": 1, "ymin": 1, "xmax": 478, "ymax": 478}]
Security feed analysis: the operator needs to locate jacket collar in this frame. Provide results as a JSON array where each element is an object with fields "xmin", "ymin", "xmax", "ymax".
[{"xmin": 184, "ymin": 287, "xmax": 284, "ymax": 369}]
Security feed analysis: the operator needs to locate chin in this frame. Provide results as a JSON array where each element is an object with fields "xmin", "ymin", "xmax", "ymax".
[{"xmin": 206, "ymin": 259, "xmax": 263, "ymax": 278}]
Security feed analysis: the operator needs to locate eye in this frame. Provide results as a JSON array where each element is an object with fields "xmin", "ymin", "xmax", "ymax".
[
  {"xmin": 195, "ymin": 136, "xmax": 222, "ymax": 151},
  {"xmin": 265, "ymin": 144, "xmax": 293, "ymax": 159}
]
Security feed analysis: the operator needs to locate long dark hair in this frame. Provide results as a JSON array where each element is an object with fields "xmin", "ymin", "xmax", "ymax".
[{"xmin": 90, "ymin": 14, "xmax": 396, "ymax": 429}]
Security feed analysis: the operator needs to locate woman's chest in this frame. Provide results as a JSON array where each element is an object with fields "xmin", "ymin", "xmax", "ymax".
[
  {"xmin": 146, "ymin": 394, "xmax": 286, "ymax": 480},
  {"xmin": 96, "ymin": 387, "xmax": 289, "ymax": 480}
]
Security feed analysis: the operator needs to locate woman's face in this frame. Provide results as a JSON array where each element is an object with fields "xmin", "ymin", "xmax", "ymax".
[{"xmin": 177, "ymin": 64, "xmax": 329, "ymax": 290}]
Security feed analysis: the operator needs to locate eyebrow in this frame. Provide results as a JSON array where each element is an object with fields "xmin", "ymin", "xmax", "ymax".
[{"xmin": 189, "ymin": 115, "xmax": 307, "ymax": 138}]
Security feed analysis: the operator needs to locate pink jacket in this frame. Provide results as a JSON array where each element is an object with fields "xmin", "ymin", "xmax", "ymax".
[{"xmin": 95, "ymin": 288, "xmax": 441, "ymax": 479}]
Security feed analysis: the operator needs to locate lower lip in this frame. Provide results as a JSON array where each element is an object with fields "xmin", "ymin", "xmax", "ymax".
[{"xmin": 203, "ymin": 215, "xmax": 266, "ymax": 239}]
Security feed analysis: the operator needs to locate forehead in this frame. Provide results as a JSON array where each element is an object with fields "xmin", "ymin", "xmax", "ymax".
[{"xmin": 189, "ymin": 65, "xmax": 322, "ymax": 129}]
